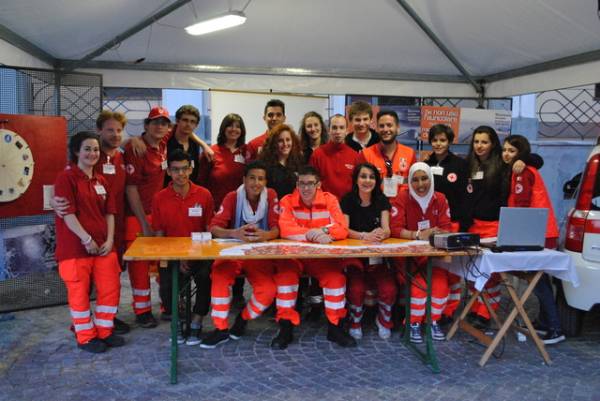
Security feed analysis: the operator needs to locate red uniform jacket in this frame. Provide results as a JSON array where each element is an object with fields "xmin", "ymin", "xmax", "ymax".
[
  {"xmin": 279, "ymin": 189, "xmax": 348, "ymax": 241},
  {"xmin": 309, "ymin": 142, "xmax": 359, "ymax": 200},
  {"xmin": 209, "ymin": 188, "xmax": 280, "ymax": 230},
  {"xmin": 358, "ymin": 142, "xmax": 416, "ymax": 184},
  {"xmin": 389, "ymin": 187, "xmax": 452, "ymax": 238}
]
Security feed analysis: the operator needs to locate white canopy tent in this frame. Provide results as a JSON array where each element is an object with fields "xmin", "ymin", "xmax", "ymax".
[{"xmin": 1, "ymin": 0, "xmax": 600, "ymax": 97}]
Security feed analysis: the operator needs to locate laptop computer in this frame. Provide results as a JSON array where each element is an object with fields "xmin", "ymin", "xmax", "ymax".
[{"xmin": 481, "ymin": 207, "xmax": 548, "ymax": 252}]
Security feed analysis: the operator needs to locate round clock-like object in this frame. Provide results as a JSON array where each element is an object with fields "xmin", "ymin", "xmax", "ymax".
[{"xmin": 0, "ymin": 128, "xmax": 35, "ymax": 202}]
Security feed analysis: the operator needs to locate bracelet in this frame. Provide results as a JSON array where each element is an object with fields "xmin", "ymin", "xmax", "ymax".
[{"xmin": 81, "ymin": 235, "xmax": 92, "ymax": 245}]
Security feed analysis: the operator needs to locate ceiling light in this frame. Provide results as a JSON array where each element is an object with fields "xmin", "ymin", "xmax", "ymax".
[{"xmin": 185, "ymin": 11, "xmax": 247, "ymax": 36}]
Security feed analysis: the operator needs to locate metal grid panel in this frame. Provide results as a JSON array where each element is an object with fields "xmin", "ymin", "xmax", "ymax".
[{"xmin": 0, "ymin": 66, "xmax": 101, "ymax": 311}]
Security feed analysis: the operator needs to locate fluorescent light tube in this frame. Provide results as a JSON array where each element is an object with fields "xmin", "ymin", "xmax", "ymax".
[{"xmin": 185, "ymin": 11, "xmax": 246, "ymax": 36}]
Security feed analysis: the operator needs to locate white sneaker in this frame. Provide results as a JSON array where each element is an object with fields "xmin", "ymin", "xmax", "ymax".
[
  {"xmin": 349, "ymin": 327, "xmax": 363, "ymax": 340},
  {"xmin": 376, "ymin": 319, "xmax": 391, "ymax": 339}
]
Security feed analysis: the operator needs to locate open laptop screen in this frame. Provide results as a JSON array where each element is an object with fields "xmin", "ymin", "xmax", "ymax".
[{"xmin": 496, "ymin": 207, "xmax": 548, "ymax": 250}]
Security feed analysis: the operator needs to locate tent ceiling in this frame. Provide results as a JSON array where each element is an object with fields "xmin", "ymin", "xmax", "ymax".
[{"xmin": 1, "ymin": 0, "xmax": 600, "ymax": 84}]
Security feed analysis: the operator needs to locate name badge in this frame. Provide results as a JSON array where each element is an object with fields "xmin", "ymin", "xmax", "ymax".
[
  {"xmin": 102, "ymin": 163, "xmax": 116, "ymax": 175},
  {"xmin": 472, "ymin": 171, "xmax": 484, "ymax": 180},
  {"xmin": 383, "ymin": 177, "xmax": 398, "ymax": 197},
  {"xmin": 234, "ymin": 154, "xmax": 245, "ymax": 164},
  {"xmin": 392, "ymin": 174, "xmax": 405, "ymax": 185},
  {"xmin": 417, "ymin": 220, "xmax": 431, "ymax": 230},
  {"xmin": 188, "ymin": 207, "xmax": 203, "ymax": 217},
  {"xmin": 161, "ymin": 160, "xmax": 168, "ymax": 170},
  {"xmin": 431, "ymin": 166, "xmax": 444, "ymax": 176},
  {"xmin": 94, "ymin": 184, "xmax": 107, "ymax": 195},
  {"xmin": 369, "ymin": 257, "xmax": 383, "ymax": 265},
  {"xmin": 191, "ymin": 160, "xmax": 195, "ymax": 169}
]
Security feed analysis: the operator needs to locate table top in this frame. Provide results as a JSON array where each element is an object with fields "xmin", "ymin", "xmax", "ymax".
[{"xmin": 123, "ymin": 237, "xmax": 473, "ymax": 261}]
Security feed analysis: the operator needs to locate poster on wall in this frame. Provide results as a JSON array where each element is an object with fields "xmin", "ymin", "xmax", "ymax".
[
  {"xmin": 0, "ymin": 114, "xmax": 67, "ymax": 218},
  {"xmin": 457, "ymin": 108, "xmax": 512, "ymax": 143},
  {"xmin": 0, "ymin": 224, "xmax": 56, "ymax": 280},
  {"xmin": 420, "ymin": 106, "xmax": 461, "ymax": 142}
]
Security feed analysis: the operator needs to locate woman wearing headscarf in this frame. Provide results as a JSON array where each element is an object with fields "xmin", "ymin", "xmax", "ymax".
[{"xmin": 390, "ymin": 162, "xmax": 454, "ymax": 344}]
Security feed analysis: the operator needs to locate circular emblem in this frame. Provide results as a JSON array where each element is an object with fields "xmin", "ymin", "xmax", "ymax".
[
  {"xmin": 466, "ymin": 184, "xmax": 473, "ymax": 194},
  {"xmin": 447, "ymin": 173, "xmax": 457, "ymax": 183},
  {"xmin": 515, "ymin": 183, "xmax": 523, "ymax": 194}
]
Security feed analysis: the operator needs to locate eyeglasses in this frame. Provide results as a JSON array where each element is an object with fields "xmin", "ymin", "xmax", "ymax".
[
  {"xmin": 169, "ymin": 166, "xmax": 191, "ymax": 173},
  {"xmin": 297, "ymin": 181, "xmax": 318, "ymax": 189}
]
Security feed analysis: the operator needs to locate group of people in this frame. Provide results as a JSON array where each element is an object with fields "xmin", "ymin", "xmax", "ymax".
[{"xmin": 52, "ymin": 98, "xmax": 565, "ymax": 354}]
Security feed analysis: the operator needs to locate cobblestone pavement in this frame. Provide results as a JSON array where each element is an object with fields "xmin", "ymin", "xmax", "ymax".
[{"xmin": 1, "ymin": 276, "xmax": 599, "ymax": 401}]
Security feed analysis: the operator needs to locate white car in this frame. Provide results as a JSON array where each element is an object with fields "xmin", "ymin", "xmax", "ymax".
[{"xmin": 560, "ymin": 144, "xmax": 600, "ymax": 336}]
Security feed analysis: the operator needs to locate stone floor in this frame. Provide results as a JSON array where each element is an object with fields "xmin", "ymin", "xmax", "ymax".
[{"xmin": 1, "ymin": 276, "xmax": 600, "ymax": 401}]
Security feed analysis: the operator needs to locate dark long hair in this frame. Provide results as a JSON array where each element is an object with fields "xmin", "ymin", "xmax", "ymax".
[
  {"xmin": 350, "ymin": 163, "xmax": 385, "ymax": 204},
  {"xmin": 216, "ymin": 113, "xmax": 246, "ymax": 147},
  {"xmin": 258, "ymin": 123, "xmax": 304, "ymax": 172},
  {"xmin": 298, "ymin": 111, "xmax": 328, "ymax": 152},
  {"xmin": 503, "ymin": 134, "xmax": 531, "ymax": 165},
  {"xmin": 466, "ymin": 125, "xmax": 503, "ymax": 190}
]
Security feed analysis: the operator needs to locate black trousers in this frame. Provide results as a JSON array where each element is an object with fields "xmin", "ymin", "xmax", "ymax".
[{"xmin": 159, "ymin": 260, "xmax": 211, "ymax": 316}]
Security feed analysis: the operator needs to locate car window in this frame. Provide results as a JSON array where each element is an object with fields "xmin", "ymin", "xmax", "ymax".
[{"xmin": 592, "ymin": 170, "xmax": 600, "ymax": 210}]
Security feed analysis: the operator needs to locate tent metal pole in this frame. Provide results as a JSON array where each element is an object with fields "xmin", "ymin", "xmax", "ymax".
[
  {"xmin": 62, "ymin": 0, "xmax": 192, "ymax": 72},
  {"xmin": 0, "ymin": 23, "xmax": 57, "ymax": 67},
  {"xmin": 394, "ymin": 0, "xmax": 483, "ymax": 95}
]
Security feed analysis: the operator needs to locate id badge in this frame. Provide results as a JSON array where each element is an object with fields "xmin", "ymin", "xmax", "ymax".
[
  {"xmin": 102, "ymin": 163, "xmax": 116, "ymax": 175},
  {"xmin": 393, "ymin": 174, "xmax": 405, "ymax": 185},
  {"xmin": 161, "ymin": 160, "xmax": 168, "ymax": 170},
  {"xmin": 431, "ymin": 166, "xmax": 444, "ymax": 176},
  {"xmin": 191, "ymin": 160, "xmax": 195, "ymax": 168},
  {"xmin": 368, "ymin": 257, "xmax": 383, "ymax": 265},
  {"xmin": 94, "ymin": 184, "xmax": 107, "ymax": 195},
  {"xmin": 417, "ymin": 220, "xmax": 430, "ymax": 230},
  {"xmin": 234, "ymin": 154, "xmax": 245, "ymax": 164},
  {"xmin": 383, "ymin": 177, "xmax": 398, "ymax": 197},
  {"xmin": 472, "ymin": 171, "xmax": 484, "ymax": 180},
  {"xmin": 188, "ymin": 207, "xmax": 203, "ymax": 217}
]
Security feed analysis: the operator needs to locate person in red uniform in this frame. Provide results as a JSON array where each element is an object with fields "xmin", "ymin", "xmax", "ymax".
[
  {"xmin": 344, "ymin": 101, "xmax": 380, "ymax": 152},
  {"xmin": 278, "ymin": 165, "xmax": 357, "ymax": 348},
  {"xmin": 310, "ymin": 114, "xmax": 359, "ymax": 200},
  {"xmin": 358, "ymin": 110, "xmax": 417, "ymax": 198},
  {"xmin": 197, "ymin": 113, "xmax": 251, "ymax": 210},
  {"xmin": 52, "ymin": 110, "xmax": 131, "ymax": 334},
  {"xmin": 246, "ymin": 99, "xmax": 286, "ymax": 160},
  {"xmin": 54, "ymin": 131, "xmax": 124, "ymax": 353},
  {"xmin": 390, "ymin": 162, "xmax": 454, "ymax": 343},
  {"xmin": 341, "ymin": 163, "xmax": 395, "ymax": 340},
  {"xmin": 299, "ymin": 111, "xmax": 328, "ymax": 164},
  {"xmin": 502, "ymin": 134, "xmax": 565, "ymax": 344},
  {"xmin": 152, "ymin": 149, "xmax": 214, "ymax": 345},
  {"xmin": 200, "ymin": 161, "xmax": 302, "ymax": 350},
  {"xmin": 124, "ymin": 106, "xmax": 171, "ymax": 328}
]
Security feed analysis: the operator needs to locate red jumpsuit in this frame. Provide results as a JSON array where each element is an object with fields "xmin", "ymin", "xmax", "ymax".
[
  {"xmin": 309, "ymin": 142, "xmax": 359, "ymax": 200},
  {"xmin": 390, "ymin": 188, "xmax": 453, "ymax": 324},
  {"xmin": 54, "ymin": 165, "xmax": 121, "ymax": 345},
  {"xmin": 197, "ymin": 144, "xmax": 251, "ymax": 210},
  {"xmin": 123, "ymin": 135, "xmax": 167, "ymax": 315},
  {"xmin": 278, "ymin": 189, "xmax": 349, "ymax": 325},
  {"xmin": 209, "ymin": 189, "xmax": 302, "ymax": 328}
]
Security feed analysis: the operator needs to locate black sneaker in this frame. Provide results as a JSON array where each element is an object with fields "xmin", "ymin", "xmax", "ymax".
[
  {"xmin": 200, "ymin": 329, "xmax": 230, "ymax": 349},
  {"xmin": 327, "ymin": 322, "xmax": 357, "ymax": 348},
  {"xmin": 229, "ymin": 313, "xmax": 247, "ymax": 340},
  {"xmin": 101, "ymin": 333, "xmax": 126, "ymax": 347},
  {"xmin": 271, "ymin": 319, "xmax": 294, "ymax": 350},
  {"xmin": 78, "ymin": 338, "xmax": 107, "ymax": 354},
  {"xmin": 542, "ymin": 329, "xmax": 565, "ymax": 345},
  {"xmin": 113, "ymin": 318, "xmax": 130, "ymax": 335},
  {"xmin": 135, "ymin": 312, "xmax": 158, "ymax": 328}
]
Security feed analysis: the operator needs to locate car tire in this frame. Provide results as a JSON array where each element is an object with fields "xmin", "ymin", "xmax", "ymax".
[{"xmin": 556, "ymin": 285, "xmax": 584, "ymax": 337}]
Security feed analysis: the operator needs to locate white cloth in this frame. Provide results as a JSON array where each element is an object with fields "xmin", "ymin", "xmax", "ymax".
[
  {"xmin": 236, "ymin": 184, "xmax": 267, "ymax": 225},
  {"xmin": 408, "ymin": 162, "xmax": 434, "ymax": 214},
  {"xmin": 437, "ymin": 248, "xmax": 580, "ymax": 291}
]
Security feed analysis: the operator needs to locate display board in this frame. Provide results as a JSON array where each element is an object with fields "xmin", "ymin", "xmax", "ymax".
[
  {"xmin": 208, "ymin": 90, "xmax": 329, "ymax": 144},
  {"xmin": 0, "ymin": 114, "xmax": 67, "ymax": 217}
]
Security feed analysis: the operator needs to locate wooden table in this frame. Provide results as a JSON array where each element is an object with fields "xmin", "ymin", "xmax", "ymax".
[
  {"xmin": 440, "ymin": 248, "xmax": 578, "ymax": 367},
  {"xmin": 124, "ymin": 237, "xmax": 469, "ymax": 383}
]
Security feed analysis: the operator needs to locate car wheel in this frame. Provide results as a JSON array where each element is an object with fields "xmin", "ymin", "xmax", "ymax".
[{"xmin": 556, "ymin": 284, "xmax": 584, "ymax": 337}]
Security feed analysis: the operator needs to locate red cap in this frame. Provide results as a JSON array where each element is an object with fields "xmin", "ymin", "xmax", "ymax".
[{"xmin": 147, "ymin": 106, "xmax": 171, "ymax": 121}]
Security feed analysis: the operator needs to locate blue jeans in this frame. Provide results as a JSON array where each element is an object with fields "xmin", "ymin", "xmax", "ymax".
[{"xmin": 533, "ymin": 273, "xmax": 561, "ymax": 331}]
